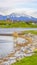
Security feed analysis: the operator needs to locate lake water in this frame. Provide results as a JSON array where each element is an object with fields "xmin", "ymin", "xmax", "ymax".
[
  {"xmin": 0, "ymin": 36, "xmax": 14, "ymax": 58},
  {"xmin": 0, "ymin": 28, "xmax": 37, "ymax": 58},
  {"xmin": 0, "ymin": 28, "xmax": 37, "ymax": 34}
]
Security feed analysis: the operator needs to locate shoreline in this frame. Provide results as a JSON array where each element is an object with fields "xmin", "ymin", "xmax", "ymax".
[{"xmin": 0, "ymin": 33, "xmax": 37, "ymax": 65}]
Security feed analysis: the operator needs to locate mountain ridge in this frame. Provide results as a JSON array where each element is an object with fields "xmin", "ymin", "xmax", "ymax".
[{"xmin": 0, "ymin": 13, "xmax": 37, "ymax": 22}]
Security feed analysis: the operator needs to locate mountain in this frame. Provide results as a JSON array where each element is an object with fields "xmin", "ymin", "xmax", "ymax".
[
  {"xmin": 8, "ymin": 13, "xmax": 31, "ymax": 21},
  {"xmin": 0, "ymin": 13, "xmax": 37, "ymax": 22},
  {"xmin": 0, "ymin": 15, "xmax": 7, "ymax": 20}
]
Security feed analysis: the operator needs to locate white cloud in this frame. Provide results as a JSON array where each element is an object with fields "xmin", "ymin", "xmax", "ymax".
[
  {"xmin": 0, "ymin": 0, "xmax": 37, "ymax": 9},
  {"xmin": 0, "ymin": 8, "xmax": 37, "ymax": 18},
  {"xmin": 0, "ymin": 0, "xmax": 37, "ymax": 18},
  {"xmin": 0, "ymin": 0, "xmax": 37, "ymax": 8},
  {"xmin": 0, "ymin": 0, "xmax": 32, "ymax": 14}
]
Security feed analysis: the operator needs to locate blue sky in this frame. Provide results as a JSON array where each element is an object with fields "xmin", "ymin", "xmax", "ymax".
[{"xmin": 0, "ymin": 0, "xmax": 37, "ymax": 17}]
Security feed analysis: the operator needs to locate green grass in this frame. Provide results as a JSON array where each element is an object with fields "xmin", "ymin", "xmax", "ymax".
[
  {"xmin": 21, "ymin": 30, "xmax": 37, "ymax": 35},
  {"xmin": 0, "ymin": 21, "xmax": 37, "ymax": 28},
  {"xmin": 11, "ymin": 53, "xmax": 37, "ymax": 65}
]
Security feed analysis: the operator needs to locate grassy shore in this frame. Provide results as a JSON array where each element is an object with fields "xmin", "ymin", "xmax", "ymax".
[
  {"xmin": 0, "ymin": 21, "xmax": 37, "ymax": 28},
  {"xmin": 11, "ymin": 52, "xmax": 37, "ymax": 65},
  {"xmin": 21, "ymin": 30, "xmax": 37, "ymax": 35},
  {"xmin": 11, "ymin": 31, "xmax": 37, "ymax": 65}
]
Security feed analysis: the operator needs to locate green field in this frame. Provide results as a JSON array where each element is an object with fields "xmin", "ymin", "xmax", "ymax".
[
  {"xmin": 12, "ymin": 52, "xmax": 37, "ymax": 65},
  {"xmin": 21, "ymin": 30, "xmax": 37, "ymax": 35},
  {"xmin": 0, "ymin": 20, "xmax": 37, "ymax": 28}
]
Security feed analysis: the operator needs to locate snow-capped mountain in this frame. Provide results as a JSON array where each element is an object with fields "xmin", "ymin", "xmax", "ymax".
[
  {"xmin": 0, "ymin": 15, "xmax": 7, "ymax": 20},
  {"xmin": 0, "ymin": 13, "xmax": 37, "ymax": 22}
]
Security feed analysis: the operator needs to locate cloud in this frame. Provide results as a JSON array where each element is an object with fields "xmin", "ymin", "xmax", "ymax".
[
  {"xmin": 0, "ymin": 8, "xmax": 37, "ymax": 17},
  {"xmin": 0, "ymin": 0, "xmax": 37, "ymax": 18},
  {"xmin": 0, "ymin": 0, "xmax": 37, "ymax": 9},
  {"xmin": 0, "ymin": 0, "xmax": 37, "ymax": 7}
]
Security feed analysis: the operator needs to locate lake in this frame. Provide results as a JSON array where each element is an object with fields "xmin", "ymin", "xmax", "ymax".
[
  {"xmin": 0, "ymin": 28, "xmax": 37, "ymax": 34},
  {"xmin": 0, "ymin": 28, "xmax": 37, "ymax": 58},
  {"xmin": 0, "ymin": 36, "xmax": 14, "ymax": 58}
]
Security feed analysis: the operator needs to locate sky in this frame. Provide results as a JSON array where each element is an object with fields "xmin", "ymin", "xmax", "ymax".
[{"xmin": 0, "ymin": 0, "xmax": 37, "ymax": 17}]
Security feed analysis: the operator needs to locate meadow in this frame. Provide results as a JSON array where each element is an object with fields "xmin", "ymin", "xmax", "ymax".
[
  {"xmin": 21, "ymin": 30, "xmax": 37, "ymax": 35},
  {"xmin": 0, "ymin": 20, "xmax": 37, "ymax": 28},
  {"xmin": 12, "ymin": 52, "xmax": 37, "ymax": 65}
]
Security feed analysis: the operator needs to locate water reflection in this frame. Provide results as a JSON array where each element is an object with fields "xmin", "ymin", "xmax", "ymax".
[{"xmin": 0, "ymin": 36, "xmax": 14, "ymax": 58}]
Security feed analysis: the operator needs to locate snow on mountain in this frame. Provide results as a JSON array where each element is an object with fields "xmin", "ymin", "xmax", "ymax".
[{"xmin": 0, "ymin": 13, "xmax": 37, "ymax": 22}]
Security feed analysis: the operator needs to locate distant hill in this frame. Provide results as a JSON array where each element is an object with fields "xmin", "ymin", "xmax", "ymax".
[
  {"xmin": 0, "ymin": 15, "xmax": 7, "ymax": 20},
  {"xmin": 0, "ymin": 13, "xmax": 37, "ymax": 22}
]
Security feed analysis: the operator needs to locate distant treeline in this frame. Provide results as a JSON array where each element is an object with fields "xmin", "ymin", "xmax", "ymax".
[{"xmin": 0, "ymin": 20, "xmax": 37, "ymax": 28}]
